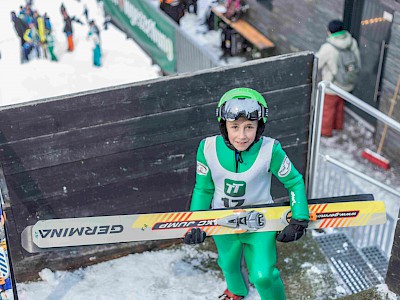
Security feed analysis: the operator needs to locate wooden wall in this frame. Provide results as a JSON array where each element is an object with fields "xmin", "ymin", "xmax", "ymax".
[
  {"xmin": 386, "ymin": 209, "xmax": 400, "ymax": 295},
  {"xmin": 376, "ymin": 11, "xmax": 400, "ymax": 164},
  {"xmin": 384, "ymin": 14, "xmax": 400, "ymax": 295},
  {"xmin": 0, "ymin": 52, "xmax": 315, "ymax": 282}
]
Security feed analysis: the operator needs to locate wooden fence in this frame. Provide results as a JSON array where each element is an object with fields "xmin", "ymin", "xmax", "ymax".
[{"xmin": 0, "ymin": 51, "xmax": 315, "ymax": 282}]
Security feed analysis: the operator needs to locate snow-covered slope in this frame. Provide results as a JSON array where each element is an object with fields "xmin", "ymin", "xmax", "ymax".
[{"xmin": 0, "ymin": 0, "xmax": 160, "ymax": 107}]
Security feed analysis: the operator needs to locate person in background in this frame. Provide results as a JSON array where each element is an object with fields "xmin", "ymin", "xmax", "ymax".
[
  {"xmin": 22, "ymin": 5, "xmax": 33, "ymax": 26},
  {"xmin": 46, "ymin": 32, "xmax": 58, "ymax": 62},
  {"xmin": 44, "ymin": 13, "xmax": 52, "ymax": 33},
  {"xmin": 23, "ymin": 21, "xmax": 40, "ymax": 59},
  {"xmin": 316, "ymin": 20, "xmax": 361, "ymax": 137},
  {"xmin": 89, "ymin": 20, "xmax": 101, "ymax": 43},
  {"xmin": 160, "ymin": 0, "xmax": 185, "ymax": 25},
  {"xmin": 11, "ymin": 11, "xmax": 28, "ymax": 63},
  {"xmin": 62, "ymin": 10, "xmax": 74, "ymax": 52},
  {"xmin": 88, "ymin": 20, "xmax": 101, "ymax": 67},
  {"xmin": 224, "ymin": 0, "xmax": 249, "ymax": 21},
  {"xmin": 33, "ymin": 10, "xmax": 47, "ymax": 58},
  {"xmin": 184, "ymin": 88, "xmax": 309, "ymax": 300}
]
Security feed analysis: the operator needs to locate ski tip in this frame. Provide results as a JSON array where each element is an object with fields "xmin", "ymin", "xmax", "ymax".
[{"xmin": 21, "ymin": 226, "xmax": 42, "ymax": 254}]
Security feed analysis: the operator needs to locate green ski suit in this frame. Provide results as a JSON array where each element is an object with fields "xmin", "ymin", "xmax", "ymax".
[{"xmin": 190, "ymin": 135, "xmax": 309, "ymax": 300}]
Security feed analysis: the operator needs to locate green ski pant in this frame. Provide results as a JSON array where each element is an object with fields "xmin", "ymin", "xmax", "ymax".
[
  {"xmin": 213, "ymin": 231, "xmax": 286, "ymax": 300},
  {"xmin": 48, "ymin": 46, "xmax": 58, "ymax": 61}
]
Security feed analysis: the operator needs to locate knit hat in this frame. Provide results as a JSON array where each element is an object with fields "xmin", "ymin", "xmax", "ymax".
[{"xmin": 328, "ymin": 20, "xmax": 344, "ymax": 34}]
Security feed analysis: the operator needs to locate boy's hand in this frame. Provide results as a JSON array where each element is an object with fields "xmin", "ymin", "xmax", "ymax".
[
  {"xmin": 183, "ymin": 228, "xmax": 206, "ymax": 245},
  {"xmin": 276, "ymin": 219, "xmax": 308, "ymax": 243}
]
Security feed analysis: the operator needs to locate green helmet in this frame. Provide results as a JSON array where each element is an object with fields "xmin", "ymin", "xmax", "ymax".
[
  {"xmin": 216, "ymin": 88, "xmax": 269, "ymax": 150},
  {"xmin": 217, "ymin": 87, "xmax": 268, "ymax": 123}
]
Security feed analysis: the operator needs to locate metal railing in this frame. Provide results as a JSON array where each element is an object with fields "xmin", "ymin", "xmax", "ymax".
[
  {"xmin": 309, "ymin": 81, "xmax": 400, "ymax": 258},
  {"xmin": 314, "ymin": 154, "xmax": 399, "ymax": 258},
  {"xmin": 309, "ymin": 81, "xmax": 400, "ymax": 198},
  {"xmin": 152, "ymin": 2, "xmax": 221, "ymax": 73},
  {"xmin": 175, "ymin": 25, "xmax": 221, "ymax": 73}
]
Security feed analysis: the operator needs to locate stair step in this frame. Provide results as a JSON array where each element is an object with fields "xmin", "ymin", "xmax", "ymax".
[
  {"xmin": 314, "ymin": 233, "xmax": 384, "ymax": 294},
  {"xmin": 361, "ymin": 246, "xmax": 388, "ymax": 278}
]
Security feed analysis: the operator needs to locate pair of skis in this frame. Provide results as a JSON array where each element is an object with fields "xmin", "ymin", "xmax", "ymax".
[{"xmin": 21, "ymin": 194, "xmax": 386, "ymax": 253}]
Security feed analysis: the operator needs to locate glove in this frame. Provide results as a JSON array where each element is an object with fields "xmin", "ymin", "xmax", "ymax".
[
  {"xmin": 183, "ymin": 228, "xmax": 206, "ymax": 245},
  {"xmin": 276, "ymin": 219, "xmax": 308, "ymax": 243}
]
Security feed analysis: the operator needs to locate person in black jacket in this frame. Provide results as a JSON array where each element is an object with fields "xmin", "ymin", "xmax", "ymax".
[
  {"xmin": 62, "ymin": 10, "xmax": 74, "ymax": 51},
  {"xmin": 11, "ymin": 11, "xmax": 28, "ymax": 63}
]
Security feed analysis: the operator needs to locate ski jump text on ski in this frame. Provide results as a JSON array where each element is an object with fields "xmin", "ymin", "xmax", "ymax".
[{"xmin": 21, "ymin": 194, "xmax": 386, "ymax": 253}]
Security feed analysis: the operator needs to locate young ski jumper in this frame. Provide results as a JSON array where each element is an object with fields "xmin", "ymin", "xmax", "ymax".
[{"xmin": 184, "ymin": 88, "xmax": 309, "ymax": 300}]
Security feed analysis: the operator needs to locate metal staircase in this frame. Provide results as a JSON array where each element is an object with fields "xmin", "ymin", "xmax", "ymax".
[{"xmin": 315, "ymin": 233, "xmax": 387, "ymax": 294}]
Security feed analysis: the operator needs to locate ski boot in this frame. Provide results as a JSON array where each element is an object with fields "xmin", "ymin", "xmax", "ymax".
[{"xmin": 218, "ymin": 289, "xmax": 244, "ymax": 300}]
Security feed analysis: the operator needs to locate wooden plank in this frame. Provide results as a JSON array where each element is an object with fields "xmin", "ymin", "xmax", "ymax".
[
  {"xmin": 4, "ymin": 113, "xmax": 309, "ymax": 209},
  {"xmin": 0, "ymin": 84, "xmax": 311, "ymax": 175},
  {"xmin": 6, "ymin": 140, "xmax": 199, "ymax": 212},
  {"xmin": 0, "ymin": 106, "xmax": 217, "ymax": 174},
  {"xmin": 211, "ymin": 5, "xmax": 275, "ymax": 50},
  {"xmin": 0, "ymin": 53, "xmax": 313, "ymax": 142},
  {"xmin": 232, "ymin": 20, "xmax": 275, "ymax": 50},
  {"xmin": 10, "ymin": 169, "xmax": 196, "ymax": 232},
  {"xmin": 386, "ymin": 211, "xmax": 400, "ymax": 294}
]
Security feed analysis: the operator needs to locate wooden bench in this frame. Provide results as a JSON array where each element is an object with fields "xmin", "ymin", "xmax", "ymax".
[{"xmin": 211, "ymin": 5, "xmax": 275, "ymax": 55}]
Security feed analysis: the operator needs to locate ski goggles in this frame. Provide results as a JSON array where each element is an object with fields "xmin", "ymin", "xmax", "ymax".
[{"xmin": 216, "ymin": 98, "xmax": 268, "ymax": 121}]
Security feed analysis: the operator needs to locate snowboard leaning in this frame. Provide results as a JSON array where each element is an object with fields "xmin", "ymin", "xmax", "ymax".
[{"xmin": 21, "ymin": 194, "xmax": 386, "ymax": 253}]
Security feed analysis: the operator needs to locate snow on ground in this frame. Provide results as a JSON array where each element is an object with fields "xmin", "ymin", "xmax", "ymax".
[
  {"xmin": 178, "ymin": 4, "xmax": 247, "ymax": 66},
  {"xmin": 149, "ymin": 0, "xmax": 247, "ymax": 66},
  {"xmin": 1, "ymin": 0, "xmax": 399, "ymax": 299},
  {"xmin": 17, "ymin": 246, "xmax": 232, "ymax": 300},
  {"xmin": 0, "ymin": 0, "xmax": 160, "ymax": 106}
]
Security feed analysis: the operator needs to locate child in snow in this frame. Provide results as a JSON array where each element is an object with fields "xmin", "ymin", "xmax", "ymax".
[
  {"xmin": 23, "ymin": 22, "xmax": 40, "ymax": 60},
  {"xmin": 88, "ymin": 30, "xmax": 101, "ymax": 67},
  {"xmin": 62, "ymin": 10, "xmax": 74, "ymax": 52},
  {"xmin": 184, "ymin": 87, "xmax": 309, "ymax": 300},
  {"xmin": 46, "ymin": 32, "xmax": 58, "ymax": 61}
]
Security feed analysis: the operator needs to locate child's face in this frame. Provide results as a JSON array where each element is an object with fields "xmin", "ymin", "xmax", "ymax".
[{"xmin": 226, "ymin": 118, "xmax": 258, "ymax": 151}]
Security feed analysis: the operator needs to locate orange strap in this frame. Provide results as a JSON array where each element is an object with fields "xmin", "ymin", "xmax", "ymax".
[
  {"xmin": 160, "ymin": 0, "xmax": 177, "ymax": 4},
  {"xmin": 309, "ymin": 211, "xmax": 317, "ymax": 221}
]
